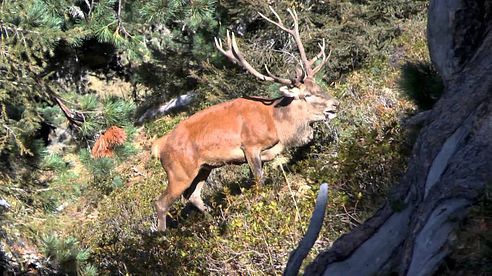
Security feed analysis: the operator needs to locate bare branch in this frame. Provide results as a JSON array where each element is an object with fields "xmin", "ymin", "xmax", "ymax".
[{"xmin": 284, "ymin": 183, "xmax": 329, "ymax": 276}]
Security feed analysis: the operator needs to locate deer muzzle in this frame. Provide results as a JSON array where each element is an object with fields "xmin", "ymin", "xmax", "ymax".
[{"xmin": 324, "ymin": 100, "xmax": 339, "ymax": 120}]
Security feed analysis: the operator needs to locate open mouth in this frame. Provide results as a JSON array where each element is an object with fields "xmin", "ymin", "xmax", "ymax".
[{"xmin": 324, "ymin": 110, "xmax": 337, "ymax": 120}]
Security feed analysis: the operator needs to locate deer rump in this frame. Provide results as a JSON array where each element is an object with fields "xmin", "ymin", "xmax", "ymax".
[{"xmin": 152, "ymin": 7, "xmax": 338, "ymax": 231}]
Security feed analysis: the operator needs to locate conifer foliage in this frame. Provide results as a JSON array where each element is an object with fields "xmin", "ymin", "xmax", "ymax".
[
  {"xmin": 0, "ymin": 0, "xmax": 219, "ymax": 166},
  {"xmin": 0, "ymin": 0, "xmax": 219, "ymax": 271}
]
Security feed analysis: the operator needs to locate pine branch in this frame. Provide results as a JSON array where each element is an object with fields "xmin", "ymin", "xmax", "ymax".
[
  {"xmin": 115, "ymin": 0, "xmax": 131, "ymax": 38},
  {"xmin": 33, "ymin": 70, "xmax": 85, "ymax": 129},
  {"xmin": 52, "ymin": 95, "xmax": 85, "ymax": 128},
  {"xmin": 0, "ymin": 23, "xmax": 41, "ymax": 36}
]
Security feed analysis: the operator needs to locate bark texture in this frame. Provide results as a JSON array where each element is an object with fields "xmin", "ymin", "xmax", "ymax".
[{"xmin": 305, "ymin": 1, "xmax": 492, "ymax": 275}]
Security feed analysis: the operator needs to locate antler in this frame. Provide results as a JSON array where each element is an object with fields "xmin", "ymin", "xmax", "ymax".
[
  {"xmin": 214, "ymin": 6, "xmax": 331, "ymax": 91},
  {"xmin": 258, "ymin": 6, "xmax": 331, "ymax": 79},
  {"xmin": 214, "ymin": 30, "xmax": 294, "ymax": 86},
  {"xmin": 310, "ymin": 39, "xmax": 332, "ymax": 75}
]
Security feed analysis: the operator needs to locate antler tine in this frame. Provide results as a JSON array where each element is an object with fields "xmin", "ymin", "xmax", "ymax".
[
  {"xmin": 288, "ymin": 8, "xmax": 312, "ymax": 77},
  {"xmin": 269, "ymin": 6, "xmax": 285, "ymax": 26},
  {"xmin": 215, "ymin": 29, "xmax": 294, "ymax": 85},
  {"xmin": 308, "ymin": 38, "xmax": 324, "ymax": 65},
  {"xmin": 216, "ymin": 6, "xmax": 329, "ymax": 87},
  {"xmin": 226, "ymin": 30, "xmax": 233, "ymax": 49},
  {"xmin": 229, "ymin": 32, "xmax": 293, "ymax": 85},
  {"xmin": 264, "ymin": 65, "xmax": 296, "ymax": 85},
  {"xmin": 312, "ymin": 39, "xmax": 332, "ymax": 75},
  {"xmin": 258, "ymin": 6, "xmax": 291, "ymax": 33},
  {"xmin": 287, "ymin": 8, "xmax": 299, "ymax": 27},
  {"xmin": 258, "ymin": 6, "xmax": 335, "ymax": 80},
  {"xmin": 214, "ymin": 30, "xmax": 240, "ymax": 64},
  {"xmin": 260, "ymin": 6, "xmax": 312, "ymax": 77},
  {"xmin": 214, "ymin": 37, "xmax": 225, "ymax": 55}
]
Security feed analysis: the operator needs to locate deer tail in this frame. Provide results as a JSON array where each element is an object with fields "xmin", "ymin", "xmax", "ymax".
[{"xmin": 151, "ymin": 135, "xmax": 168, "ymax": 159}]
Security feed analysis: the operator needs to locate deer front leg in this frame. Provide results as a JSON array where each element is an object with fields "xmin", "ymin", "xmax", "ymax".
[
  {"xmin": 242, "ymin": 146, "xmax": 264, "ymax": 186},
  {"xmin": 261, "ymin": 143, "xmax": 284, "ymax": 161},
  {"xmin": 183, "ymin": 168, "xmax": 212, "ymax": 213},
  {"xmin": 188, "ymin": 181, "xmax": 210, "ymax": 213}
]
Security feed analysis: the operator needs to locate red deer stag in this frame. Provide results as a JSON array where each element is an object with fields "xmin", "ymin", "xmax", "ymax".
[{"xmin": 152, "ymin": 7, "xmax": 339, "ymax": 231}]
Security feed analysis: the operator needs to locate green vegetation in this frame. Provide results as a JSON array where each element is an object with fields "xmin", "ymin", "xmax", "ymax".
[
  {"xmin": 4, "ymin": 0, "xmax": 484, "ymax": 275},
  {"xmin": 42, "ymin": 234, "xmax": 96, "ymax": 275}
]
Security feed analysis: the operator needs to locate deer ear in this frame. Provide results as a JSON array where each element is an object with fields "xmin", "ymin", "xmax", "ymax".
[{"xmin": 279, "ymin": 86, "xmax": 301, "ymax": 99}]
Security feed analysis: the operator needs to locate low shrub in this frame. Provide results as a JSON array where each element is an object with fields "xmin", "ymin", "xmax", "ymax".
[{"xmin": 42, "ymin": 234, "xmax": 96, "ymax": 275}]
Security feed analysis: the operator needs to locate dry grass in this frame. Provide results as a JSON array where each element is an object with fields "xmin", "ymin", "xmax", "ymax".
[{"xmin": 87, "ymin": 75, "xmax": 133, "ymax": 99}]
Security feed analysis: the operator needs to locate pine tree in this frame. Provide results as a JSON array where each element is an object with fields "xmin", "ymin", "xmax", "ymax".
[{"xmin": 0, "ymin": 0, "xmax": 220, "ymax": 164}]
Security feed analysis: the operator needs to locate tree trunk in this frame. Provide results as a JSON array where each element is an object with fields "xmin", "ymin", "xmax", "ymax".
[{"xmin": 305, "ymin": 1, "xmax": 492, "ymax": 275}]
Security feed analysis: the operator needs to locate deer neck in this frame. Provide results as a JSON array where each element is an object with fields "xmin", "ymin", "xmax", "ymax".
[{"xmin": 272, "ymin": 97, "xmax": 314, "ymax": 148}]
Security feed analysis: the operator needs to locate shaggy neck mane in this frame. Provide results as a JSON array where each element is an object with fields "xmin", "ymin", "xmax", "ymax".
[{"xmin": 272, "ymin": 98, "xmax": 313, "ymax": 148}]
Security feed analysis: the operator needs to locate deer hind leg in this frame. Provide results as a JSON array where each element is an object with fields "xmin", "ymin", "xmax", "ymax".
[
  {"xmin": 155, "ymin": 165, "xmax": 200, "ymax": 232},
  {"xmin": 242, "ymin": 146, "xmax": 264, "ymax": 185}
]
